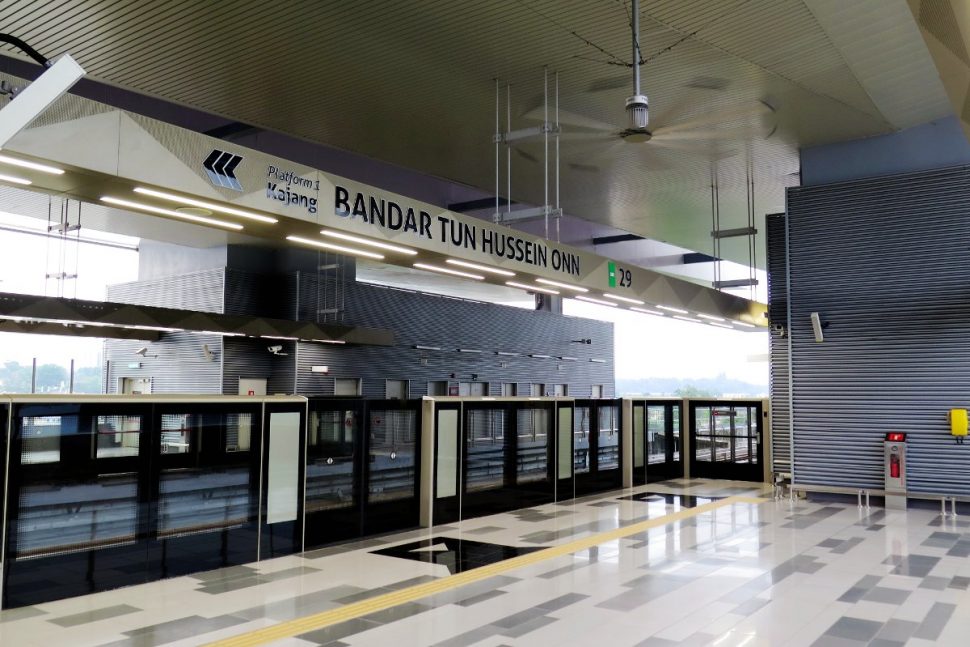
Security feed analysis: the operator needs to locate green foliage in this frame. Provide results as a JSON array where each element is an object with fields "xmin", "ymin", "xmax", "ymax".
[{"xmin": 0, "ymin": 361, "xmax": 102, "ymax": 394}]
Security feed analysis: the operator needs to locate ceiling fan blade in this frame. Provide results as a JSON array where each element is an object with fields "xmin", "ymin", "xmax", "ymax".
[
  {"xmin": 522, "ymin": 105, "xmax": 618, "ymax": 132},
  {"xmin": 651, "ymin": 102, "xmax": 773, "ymax": 136},
  {"xmin": 651, "ymin": 128, "xmax": 752, "ymax": 142},
  {"xmin": 648, "ymin": 139, "xmax": 739, "ymax": 159},
  {"xmin": 514, "ymin": 147, "xmax": 539, "ymax": 163},
  {"xmin": 558, "ymin": 131, "xmax": 615, "ymax": 142},
  {"xmin": 586, "ymin": 75, "xmax": 630, "ymax": 93}
]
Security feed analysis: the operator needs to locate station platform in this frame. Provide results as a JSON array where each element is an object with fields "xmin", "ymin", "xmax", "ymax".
[{"xmin": 2, "ymin": 478, "xmax": 968, "ymax": 647}]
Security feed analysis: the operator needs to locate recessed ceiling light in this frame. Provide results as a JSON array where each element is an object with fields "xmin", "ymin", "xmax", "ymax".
[
  {"xmin": 657, "ymin": 305, "xmax": 689, "ymax": 314},
  {"xmin": 631, "ymin": 307, "xmax": 664, "ymax": 316},
  {"xmin": 133, "ymin": 187, "xmax": 277, "ymax": 223},
  {"xmin": 506, "ymin": 281, "xmax": 559, "ymax": 295},
  {"xmin": 0, "ymin": 173, "xmax": 31, "ymax": 186},
  {"xmin": 602, "ymin": 293, "xmax": 645, "ymax": 305},
  {"xmin": 321, "ymin": 229, "xmax": 417, "ymax": 254},
  {"xmin": 413, "ymin": 262, "xmax": 484, "ymax": 280},
  {"xmin": 286, "ymin": 235, "xmax": 384, "ymax": 260},
  {"xmin": 0, "ymin": 153, "xmax": 64, "ymax": 175},
  {"xmin": 536, "ymin": 278, "xmax": 588, "ymax": 292},
  {"xmin": 445, "ymin": 259, "xmax": 515, "ymax": 276},
  {"xmin": 698, "ymin": 314, "xmax": 725, "ymax": 322},
  {"xmin": 101, "ymin": 196, "xmax": 243, "ymax": 230},
  {"xmin": 574, "ymin": 296, "xmax": 618, "ymax": 307}
]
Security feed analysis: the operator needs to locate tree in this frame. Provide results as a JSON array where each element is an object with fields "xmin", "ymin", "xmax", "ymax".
[{"xmin": 674, "ymin": 385, "xmax": 716, "ymax": 398}]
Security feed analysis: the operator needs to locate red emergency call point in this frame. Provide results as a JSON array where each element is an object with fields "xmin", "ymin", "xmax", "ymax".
[{"xmin": 885, "ymin": 432, "xmax": 906, "ymax": 442}]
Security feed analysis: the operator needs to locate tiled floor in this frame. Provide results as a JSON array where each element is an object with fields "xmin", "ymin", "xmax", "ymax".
[{"xmin": 3, "ymin": 479, "xmax": 970, "ymax": 646}]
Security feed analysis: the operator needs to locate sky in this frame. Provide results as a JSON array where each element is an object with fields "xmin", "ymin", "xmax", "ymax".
[{"xmin": 0, "ymin": 209, "xmax": 768, "ymax": 387}]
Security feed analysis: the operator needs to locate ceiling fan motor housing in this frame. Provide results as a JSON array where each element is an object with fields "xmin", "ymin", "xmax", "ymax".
[{"xmin": 625, "ymin": 94, "xmax": 649, "ymax": 129}]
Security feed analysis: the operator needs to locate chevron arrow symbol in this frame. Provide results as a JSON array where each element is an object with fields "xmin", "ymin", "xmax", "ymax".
[{"xmin": 203, "ymin": 149, "xmax": 244, "ymax": 191}]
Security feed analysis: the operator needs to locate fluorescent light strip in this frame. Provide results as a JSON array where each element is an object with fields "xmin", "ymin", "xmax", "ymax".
[
  {"xmin": 528, "ymin": 397, "xmax": 541, "ymax": 401},
  {"xmin": 310, "ymin": 339, "xmax": 347, "ymax": 344},
  {"xmin": 574, "ymin": 295, "xmax": 617, "ymax": 307},
  {"xmin": 286, "ymin": 235, "xmax": 384, "ymax": 260},
  {"xmin": 322, "ymin": 229, "xmax": 417, "ymax": 255},
  {"xmin": 263, "ymin": 335, "xmax": 298, "ymax": 341},
  {"xmin": 698, "ymin": 314, "xmax": 725, "ymax": 322},
  {"xmin": 506, "ymin": 281, "xmax": 558, "ymax": 295},
  {"xmin": 0, "ymin": 153, "xmax": 64, "ymax": 175},
  {"xmin": 734, "ymin": 321, "xmax": 756, "ymax": 328},
  {"xmin": 536, "ymin": 278, "xmax": 588, "ymax": 292},
  {"xmin": 415, "ymin": 345, "xmax": 441, "ymax": 351},
  {"xmin": 709, "ymin": 322, "xmax": 734, "ymax": 329},
  {"xmin": 102, "ymin": 196, "xmax": 243, "ymax": 230},
  {"xmin": 0, "ymin": 173, "xmax": 31, "ymax": 186},
  {"xmin": 530, "ymin": 354, "xmax": 551, "ymax": 359},
  {"xmin": 559, "ymin": 356, "xmax": 578, "ymax": 361},
  {"xmin": 199, "ymin": 330, "xmax": 245, "ymax": 337},
  {"xmin": 602, "ymin": 293, "xmax": 644, "ymax": 305},
  {"xmin": 657, "ymin": 305, "xmax": 688, "ymax": 314},
  {"xmin": 673, "ymin": 315, "xmax": 703, "ymax": 324},
  {"xmin": 458, "ymin": 348, "xmax": 482, "ymax": 353},
  {"xmin": 496, "ymin": 351, "xmax": 520, "ymax": 357},
  {"xmin": 631, "ymin": 307, "xmax": 664, "ymax": 316},
  {"xmin": 481, "ymin": 397, "xmax": 496, "ymax": 401},
  {"xmin": 134, "ymin": 187, "xmax": 277, "ymax": 224},
  {"xmin": 445, "ymin": 259, "xmax": 515, "ymax": 277},
  {"xmin": 590, "ymin": 358, "xmax": 607, "ymax": 363},
  {"xmin": 413, "ymin": 263, "xmax": 484, "ymax": 280}
]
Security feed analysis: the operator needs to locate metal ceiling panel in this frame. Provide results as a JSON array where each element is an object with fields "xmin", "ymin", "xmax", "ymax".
[{"xmin": 0, "ymin": 0, "xmax": 953, "ymax": 272}]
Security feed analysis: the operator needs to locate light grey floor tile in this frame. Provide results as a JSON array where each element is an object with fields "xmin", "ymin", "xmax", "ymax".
[
  {"xmin": 48, "ymin": 604, "xmax": 140, "ymax": 628},
  {"xmin": 912, "ymin": 601, "xmax": 956, "ymax": 640},
  {"xmin": 862, "ymin": 586, "xmax": 910, "ymax": 605},
  {"xmin": 822, "ymin": 616, "xmax": 883, "ymax": 642}
]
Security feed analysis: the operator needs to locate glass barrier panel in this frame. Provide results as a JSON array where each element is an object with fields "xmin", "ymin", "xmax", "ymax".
[
  {"xmin": 633, "ymin": 405, "xmax": 645, "ymax": 468},
  {"xmin": 597, "ymin": 405, "xmax": 620, "ymax": 470},
  {"xmin": 647, "ymin": 405, "xmax": 666, "ymax": 464},
  {"xmin": 436, "ymin": 409, "xmax": 459, "ymax": 498},
  {"xmin": 15, "ymin": 413, "xmax": 140, "ymax": 559},
  {"xmin": 694, "ymin": 406, "xmax": 713, "ymax": 463},
  {"xmin": 557, "ymin": 407, "xmax": 572, "ymax": 480},
  {"xmin": 466, "ymin": 408, "xmax": 506, "ymax": 492},
  {"xmin": 157, "ymin": 412, "xmax": 256, "ymax": 538},
  {"xmin": 672, "ymin": 405, "xmax": 681, "ymax": 462},
  {"xmin": 367, "ymin": 408, "xmax": 417, "ymax": 503},
  {"xmin": 516, "ymin": 407, "xmax": 549, "ymax": 484},
  {"xmin": 573, "ymin": 406, "xmax": 591, "ymax": 474},
  {"xmin": 306, "ymin": 409, "xmax": 356, "ymax": 512}
]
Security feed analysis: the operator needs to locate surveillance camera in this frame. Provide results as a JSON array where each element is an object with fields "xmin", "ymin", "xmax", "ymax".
[{"xmin": 267, "ymin": 345, "xmax": 283, "ymax": 354}]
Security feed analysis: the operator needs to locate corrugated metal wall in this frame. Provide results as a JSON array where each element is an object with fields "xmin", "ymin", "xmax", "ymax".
[
  {"xmin": 105, "ymin": 267, "xmax": 227, "ymax": 393},
  {"xmin": 294, "ymin": 279, "xmax": 614, "ymax": 399},
  {"xmin": 105, "ymin": 259, "xmax": 614, "ymax": 399},
  {"xmin": 105, "ymin": 334, "xmax": 223, "ymax": 394},
  {"xmin": 784, "ymin": 165, "xmax": 970, "ymax": 494},
  {"xmin": 766, "ymin": 214, "xmax": 791, "ymax": 475},
  {"xmin": 222, "ymin": 337, "xmax": 295, "ymax": 395},
  {"xmin": 106, "ymin": 268, "xmax": 225, "ymax": 313}
]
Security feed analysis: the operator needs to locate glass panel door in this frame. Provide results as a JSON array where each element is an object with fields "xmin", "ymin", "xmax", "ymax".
[{"xmin": 688, "ymin": 401, "xmax": 764, "ymax": 482}]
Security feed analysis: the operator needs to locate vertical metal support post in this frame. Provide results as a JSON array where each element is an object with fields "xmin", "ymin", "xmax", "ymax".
[
  {"xmin": 555, "ymin": 70, "xmax": 561, "ymax": 242},
  {"xmin": 69, "ymin": 358, "xmax": 74, "ymax": 393},
  {"xmin": 506, "ymin": 84, "xmax": 511, "ymax": 222},
  {"xmin": 30, "ymin": 357, "xmax": 36, "ymax": 393},
  {"xmin": 495, "ymin": 78, "xmax": 499, "ymax": 220},
  {"xmin": 543, "ymin": 66, "xmax": 549, "ymax": 240}
]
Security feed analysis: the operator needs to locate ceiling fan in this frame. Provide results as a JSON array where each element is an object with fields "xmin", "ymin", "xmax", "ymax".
[{"xmin": 521, "ymin": 0, "xmax": 776, "ymax": 161}]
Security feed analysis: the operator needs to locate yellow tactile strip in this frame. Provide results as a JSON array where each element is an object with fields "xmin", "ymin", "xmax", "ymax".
[{"xmin": 206, "ymin": 495, "xmax": 766, "ymax": 646}]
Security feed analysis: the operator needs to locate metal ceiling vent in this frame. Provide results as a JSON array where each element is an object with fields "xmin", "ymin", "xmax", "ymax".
[{"xmin": 625, "ymin": 0, "xmax": 648, "ymax": 132}]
